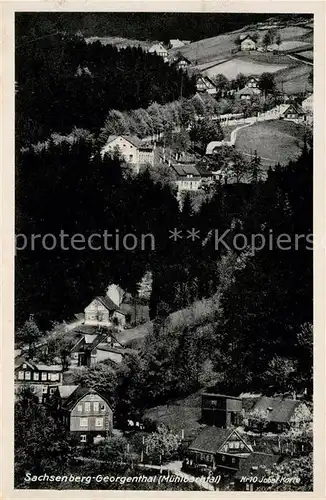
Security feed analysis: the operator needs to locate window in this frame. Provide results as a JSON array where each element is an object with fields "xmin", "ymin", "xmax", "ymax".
[
  {"xmin": 93, "ymin": 402, "xmax": 99, "ymax": 412},
  {"xmin": 80, "ymin": 435, "xmax": 87, "ymax": 443},
  {"xmin": 50, "ymin": 387, "xmax": 56, "ymax": 394},
  {"xmin": 80, "ymin": 418, "xmax": 88, "ymax": 427},
  {"xmin": 229, "ymin": 441, "xmax": 234, "ymax": 449},
  {"xmin": 18, "ymin": 371, "xmax": 24, "ymax": 380},
  {"xmin": 42, "ymin": 387, "xmax": 48, "ymax": 394},
  {"xmin": 41, "ymin": 373, "xmax": 47, "ymax": 381},
  {"xmin": 85, "ymin": 402, "xmax": 90, "ymax": 412},
  {"xmin": 22, "ymin": 363, "xmax": 27, "ymax": 368},
  {"xmin": 129, "ymin": 155, "xmax": 133, "ymax": 160},
  {"xmin": 25, "ymin": 371, "xmax": 31, "ymax": 380},
  {"xmin": 95, "ymin": 418, "xmax": 103, "ymax": 427},
  {"xmin": 221, "ymin": 455, "xmax": 226, "ymax": 462},
  {"xmin": 232, "ymin": 457, "xmax": 236, "ymax": 464},
  {"xmin": 33, "ymin": 372, "xmax": 39, "ymax": 381},
  {"xmin": 100, "ymin": 404, "xmax": 106, "ymax": 411},
  {"xmin": 51, "ymin": 373, "xmax": 59, "ymax": 381},
  {"xmin": 77, "ymin": 405, "xmax": 83, "ymax": 412},
  {"xmin": 234, "ymin": 441, "xmax": 240, "ymax": 449}
]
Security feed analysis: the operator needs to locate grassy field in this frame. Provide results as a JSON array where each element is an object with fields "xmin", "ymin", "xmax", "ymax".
[
  {"xmin": 203, "ymin": 58, "xmax": 288, "ymax": 79},
  {"xmin": 170, "ymin": 23, "xmax": 312, "ymax": 66},
  {"xmin": 235, "ymin": 119, "xmax": 307, "ymax": 166},
  {"xmin": 274, "ymin": 63, "xmax": 312, "ymax": 94},
  {"xmin": 143, "ymin": 392, "xmax": 204, "ymax": 441}
]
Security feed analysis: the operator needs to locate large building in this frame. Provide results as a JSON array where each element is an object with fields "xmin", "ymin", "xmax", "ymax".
[
  {"xmin": 15, "ymin": 360, "xmax": 63, "ymax": 401},
  {"xmin": 148, "ymin": 43, "xmax": 168, "ymax": 61},
  {"xmin": 101, "ymin": 135, "xmax": 155, "ymax": 173},
  {"xmin": 201, "ymin": 393, "xmax": 243, "ymax": 427}
]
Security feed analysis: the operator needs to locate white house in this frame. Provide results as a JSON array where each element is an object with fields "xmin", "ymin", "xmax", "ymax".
[
  {"xmin": 240, "ymin": 35, "xmax": 257, "ymax": 51},
  {"xmin": 148, "ymin": 43, "xmax": 168, "ymax": 61},
  {"xmin": 84, "ymin": 296, "xmax": 126, "ymax": 329},
  {"xmin": 302, "ymin": 94, "xmax": 313, "ymax": 114},
  {"xmin": 171, "ymin": 164, "xmax": 202, "ymax": 192},
  {"xmin": 196, "ymin": 75, "xmax": 217, "ymax": 95},
  {"xmin": 169, "ymin": 39, "xmax": 185, "ymax": 49},
  {"xmin": 101, "ymin": 135, "xmax": 155, "ymax": 173}
]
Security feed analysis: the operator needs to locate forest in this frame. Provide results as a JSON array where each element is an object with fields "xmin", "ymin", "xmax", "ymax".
[
  {"xmin": 16, "ymin": 34, "xmax": 195, "ymax": 145},
  {"xmin": 15, "ymin": 13, "xmax": 307, "ymax": 44}
]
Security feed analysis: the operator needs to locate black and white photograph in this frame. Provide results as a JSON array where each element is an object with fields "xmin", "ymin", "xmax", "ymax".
[{"xmin": 11, "ymin": 8, "xmax": 317, "ymax": 492}]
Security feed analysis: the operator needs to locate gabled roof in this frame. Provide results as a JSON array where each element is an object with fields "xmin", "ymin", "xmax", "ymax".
[
  {"xmin": 58, "ymin": 385, "xmax": 79, "ymax": 399},
  {"xmin": 251, "ymin": 397, "xmax": 300, "ymax": 424},
  {"xmin": 15, "ymin": 360, "xmax": 62, "ymax": 372},
  {"xmin": 283, "ymin": 103, "xmax": 305, "ymax": 115},
  {"xmin": 105, "ymin": 135, "xmax": 143, "ymax": 149},
  {"xmin": 188, "ymin": 427, "xmax": 247, "ymax": 454},
  {"xmin": 172, "ymin": 164, "xmax": 201, "ymax": 178},
  {"xmin": 174, "ymin": 55, "xmax": 191, "ymax": 64},
  {"xmin": 62, "ymin": 386, "xmax": 111, "ymax": 411},
  {"xmin": 235, "ymin": 452, "xmax": 280, "ymax": 480},
  {"xmin": 236, "ymin": 86, "xmax": 259, "ymax": 97},
  {"xmin": 241, "ymin": 34, "xmax": 256, "ymax": 43},
  {"xmin": 95, "ymin": 296, "xmax": 119, "ymax": 311}
]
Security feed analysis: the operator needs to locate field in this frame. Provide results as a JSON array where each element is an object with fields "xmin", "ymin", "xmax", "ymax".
[
  {"xmin": 274, "ymin": 64, "xmax": 312, "ymax": 94},
  {"xmin": 143, "ymin": 392, "xmax": 204, "ymax": 441},
  {"xmin": 293, "ymin": 50, "xmax": 313, "ymax": 61},
  {"xmin": 171, "ymin": 23, "xmax": 312, "ymax": 66},
  {"xmin": 203, "ymin": 58, "xmax": 288, "ymax": 79},
  {"xmin": 235, "ymin": 119, "xmax": 307, "ymax": 166}
]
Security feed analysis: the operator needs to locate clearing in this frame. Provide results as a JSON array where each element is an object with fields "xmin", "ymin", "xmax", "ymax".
[
  {"xmin": 234, "ymin": 119, "xmax": 307, "ymax": 166},
  {"xmin": 203, "ymin": 57, "xmax": 288, "ymax": 79}
]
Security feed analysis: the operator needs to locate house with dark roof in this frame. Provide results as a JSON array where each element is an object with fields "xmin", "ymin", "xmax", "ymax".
[
  {"xmin": 49, "ymin": 385, "xmax": 113, "ymax": 444},
  {"xmin": 170, "ymin": 164, "xmax": 202, "ymax": 192},
  {"xmin": 234, "ymin": 452, "xmax": 280, "ymax": 491},
  {"xmin": 280, "ymin": 103, "xmax": 306, "ymax": 122},
  {"xmin": 196, "ymin": 75, "xmax": 217, "ymax": 95},
  {"xmin": 186, "ymin": 426, "xmax": 252, "ymax": 474},
  {"xmin": 101, "ymin": 135, "xmax": 155, "ymax": 172},
  {"xmin": 70, "ymin": 329, "xmax": 135, "ymax": 367},
  {"xmin": 172, "ymin": 55, "xmax": 192, "ymax": 71},
  {"xmin": 236, "ymin": 86, "xmax": 261, "ymax": 100},
  {"xmin": 84, "ymin": 296, "xmax": 126, "ymax": 330},
  {"xmin": 246, "ymin": 396, "xmax": 303, "ymax": 433}
]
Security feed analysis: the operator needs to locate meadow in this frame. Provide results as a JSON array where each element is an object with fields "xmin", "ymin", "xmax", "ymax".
[{"xmin": 234, "ymin": 119, "xmax": 307, "ymax": 166}]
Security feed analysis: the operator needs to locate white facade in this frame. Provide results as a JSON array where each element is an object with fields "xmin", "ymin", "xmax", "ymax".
[
  {"xmin": 241, "ymin": 38, "xmax": 256, "ymax": 51},
  {"xmin": 101, "ymin": 136, "xmax": 155, "ymax": 173}
]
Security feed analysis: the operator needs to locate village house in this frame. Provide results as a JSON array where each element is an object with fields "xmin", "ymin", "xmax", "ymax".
[
  {"xmin": 84, "ymin": 296, "xmax": 126, "ymax": 330},
  {"xmin": 186, "ymin": 427, "xmax": 252, "ymax": 475},
  {"xmin": 169, "ymin": 39, "xmax": 186, "ymax": 49},
  {"xmin": 101, "ymin": 135, "xmax": 155, "ymax": 173},
  {"xmin": 49, "ymin": 386, "xmax": 113, "ymax": 444},
  {"xmin": 148, "ymin": 43, "xmax": 168, "ymax": 62},
  {"xmin": 172, "ymin": 55, "xmax": 191, "ymax": 71},
  {"xmin": 170, "ymin": 164, "xmax": 202, "ymax": 192},
  {"xmin": 302, "ymin": 94, "xmax": 313, "ymax": 114},
  {"xmin": 196, "ymin": 75, "xmax": 217, "ymax": 95},
  {"xmin": 279, "ymin": 103, "xmax": 306, "ymax": 123},
  {"xmin": 15, "ymin": 359, "xmax": 63, "ymax": 402},
  {"xmin": 246, "ymin": 76, "xmax": 260, "ymax": 89},
  {"xmin": 240, "ymin": 35, "xmax": 257, "ymax": 51},
  {"xmin": 70, "ymin": 330, "xmax": 135, "ymax": 366},
  {"xmin": 246, "ymin": 396, "xmax": 308, "ymax": 433}
]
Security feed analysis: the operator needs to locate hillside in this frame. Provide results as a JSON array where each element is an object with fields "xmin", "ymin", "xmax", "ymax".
[
  {"xmin": 170, "ymin": 23, "xmax": 313, "ymax": 66},
  {"xmin": 234, "ymin": 120, "xmax": 307, "ymax": 166}
]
